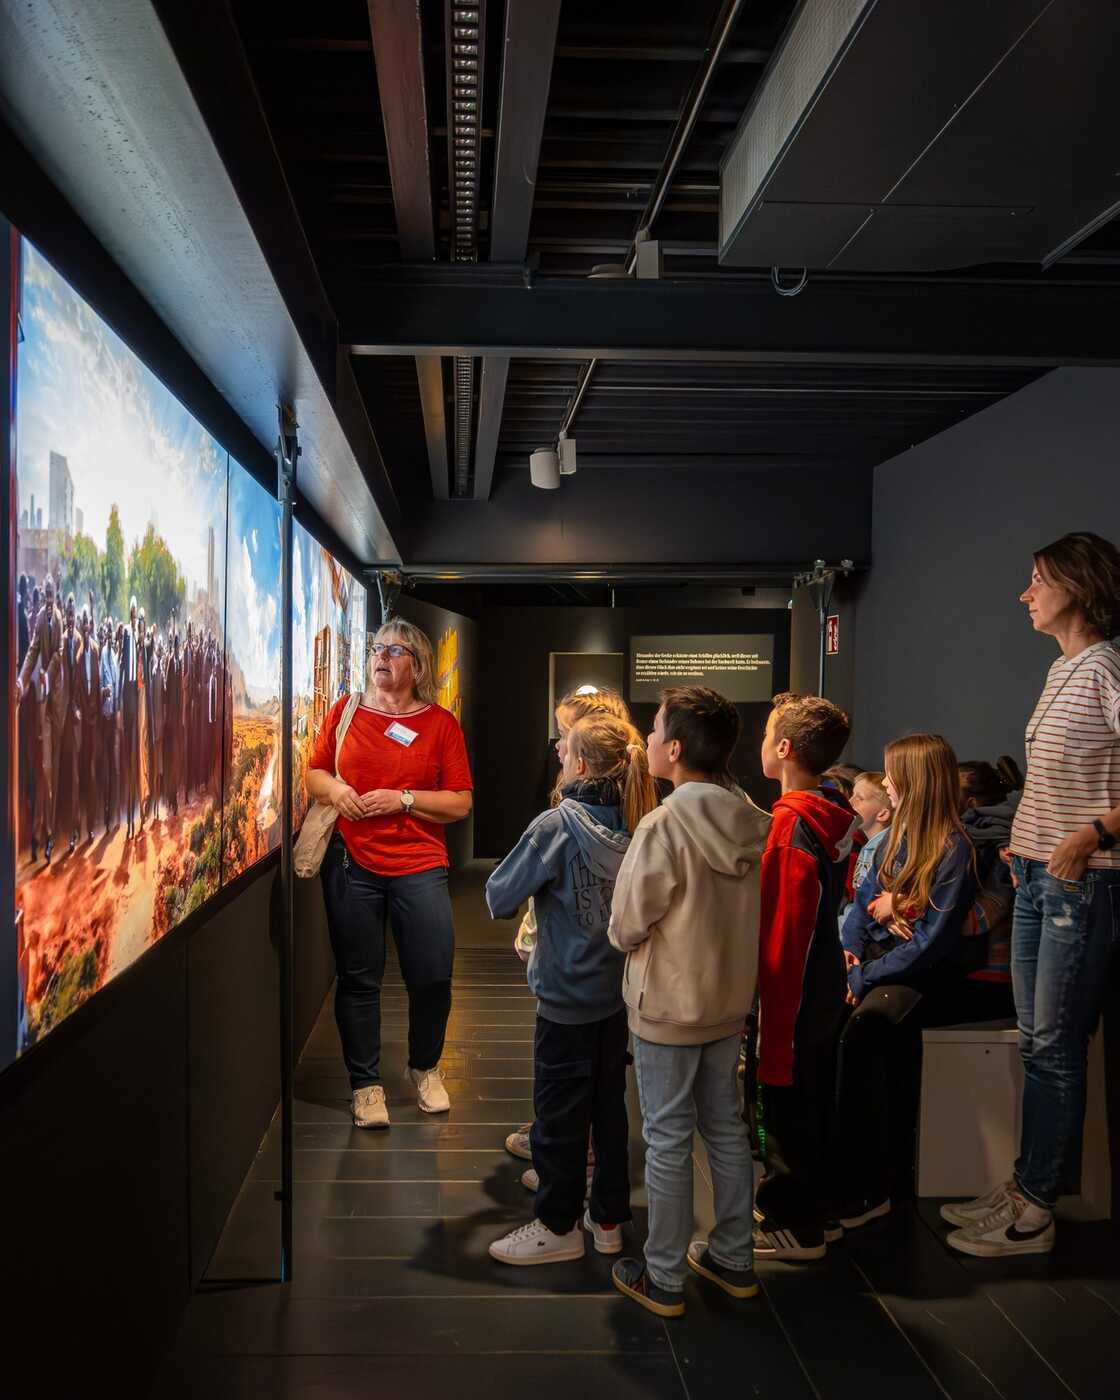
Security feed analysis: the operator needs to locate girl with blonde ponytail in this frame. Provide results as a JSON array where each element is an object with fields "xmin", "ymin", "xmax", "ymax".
[
  {"xmin": 566, "ymin": 714, "xmax": 659, "ymax": 833},
  {"xmin": 485, "ymin": 710, "xmax": 652, "ymax": 1266}
]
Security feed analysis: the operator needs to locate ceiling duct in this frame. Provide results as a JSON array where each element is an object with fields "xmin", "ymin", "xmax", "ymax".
[{"xmin": 720, "ymin": 0, "xmax": 1120, "ymax": 272}]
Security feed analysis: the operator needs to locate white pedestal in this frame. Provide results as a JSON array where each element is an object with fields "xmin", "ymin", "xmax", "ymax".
[{"xmin": 917, "ymin": 1019, "xmax": 1111, "ymax": 1220}]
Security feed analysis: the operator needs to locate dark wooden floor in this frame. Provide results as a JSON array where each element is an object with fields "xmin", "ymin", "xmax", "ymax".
[{"xmin": 153, "ymin": 863, "xmax": 1120, "ymax": 1399}]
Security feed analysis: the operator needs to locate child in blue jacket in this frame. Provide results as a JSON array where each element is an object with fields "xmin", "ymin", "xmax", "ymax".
[{"xmin": 485, "ymin": 714, "xmax": 658, "ymax": 1266}]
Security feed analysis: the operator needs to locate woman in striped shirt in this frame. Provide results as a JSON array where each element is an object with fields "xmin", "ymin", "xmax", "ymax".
[{"xmin": 945, "ymin": 532, "xmax": 1120, "ymax": 1259}]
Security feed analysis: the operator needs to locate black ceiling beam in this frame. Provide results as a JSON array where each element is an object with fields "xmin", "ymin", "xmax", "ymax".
[
  {"xmin": 367, "ymin": 0, "xmax": 449, "ymax": 499},
  {"xmin": 345, "ymin": 276, "xmax": 1120, "ymax": 365},
  {"xmin": 472, "ymin": 0, "xmax": 563, "ymax": 499}
]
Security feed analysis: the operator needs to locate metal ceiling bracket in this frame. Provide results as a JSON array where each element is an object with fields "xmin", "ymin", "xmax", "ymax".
[{"xmin": 373, "ymin": 568, "xmax": 406, "ymax": 625}]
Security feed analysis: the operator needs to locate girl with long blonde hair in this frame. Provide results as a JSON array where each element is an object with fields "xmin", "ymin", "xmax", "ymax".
[
  {"xmin": 841, "ymin": 734, "xmax": 976, "ymax": 978},
  {"xmin": 484, "ymin": 712, "xmax": 658, "ymax": 1265}
]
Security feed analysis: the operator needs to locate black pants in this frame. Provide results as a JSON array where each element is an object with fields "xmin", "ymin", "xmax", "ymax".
[
  {"xmin": 834, "ymin": 977, "xmax": 1017, "ymax": 1209},
  {"xmin": 320, "ymin": 837, "xmax": 455, "ymax": 1089},
  {"xmin": 755, "ymin": 1026, "xmax": 839, "ymax": 1240},
  {"xmin": 531, "ymin": 1010, "xmax": 631, "ymax": 1235}
]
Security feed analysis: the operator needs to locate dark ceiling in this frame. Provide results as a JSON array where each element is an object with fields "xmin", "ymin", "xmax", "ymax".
[{"xmin": 224, "ymin": 0, "xmax": 1119, "ymax": 527}]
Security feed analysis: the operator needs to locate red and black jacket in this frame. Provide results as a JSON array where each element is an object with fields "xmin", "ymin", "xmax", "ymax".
[{"xmin": 758, "ymin": 787, "xmax": 860, "ymax": 1086}]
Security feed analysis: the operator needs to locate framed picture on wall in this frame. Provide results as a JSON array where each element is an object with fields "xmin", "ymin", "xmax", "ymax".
[{"xmin": 548, "ymin": 652, "xmax": 625, "ymax": 737}]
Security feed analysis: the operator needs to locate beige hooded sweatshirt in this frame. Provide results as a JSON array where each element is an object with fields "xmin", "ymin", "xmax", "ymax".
[{"xmin": 607, "ymin": 781, "xmax": 771, "ymax": 1046}]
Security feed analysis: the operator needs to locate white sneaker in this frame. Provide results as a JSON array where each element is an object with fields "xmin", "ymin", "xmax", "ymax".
[
  {"xmin": 583, "ymin": 1208, "xmax": 623, "ymax": 1255},
  {"xmin": 521, "ymin": 1165, "xmax": 594, "ymax": 1196},
  {"xmin": 946, "ymin": 1187, "xmax": 1055, "ymax": 1258},
  {"xmin": 351, "ymin": 1084, "xmax": 389, "ymax": 1130},
  {"xmin": 939, "ymin": 1179, "xmax": 1014, "ymax": 1229},
  {"xmin": 409, "ymin": 1066, "xmax": 450, "ymax": 1114},
  {"xmin": 505, "ymin": 1125, "xmax": 532, "ymax": 1160},
  {"xmin": 489, "ymin": 1218, "xmax": 585, "ymax": 1266}
]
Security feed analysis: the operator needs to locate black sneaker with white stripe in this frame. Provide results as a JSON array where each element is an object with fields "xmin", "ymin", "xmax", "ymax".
[{"xmin": 752, "ymin": 1217, "xmax": 826, "ymax": 1261}]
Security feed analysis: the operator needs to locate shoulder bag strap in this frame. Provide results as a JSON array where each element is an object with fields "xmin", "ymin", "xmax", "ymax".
[{"xmin": 333, "ymin": 693, "xmax": 362, "ymax": 783}]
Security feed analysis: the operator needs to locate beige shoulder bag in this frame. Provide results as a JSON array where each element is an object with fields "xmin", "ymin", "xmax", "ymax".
[{"xmin": 294, "ymin": 693, "xmax": 361, "ymax": 878}]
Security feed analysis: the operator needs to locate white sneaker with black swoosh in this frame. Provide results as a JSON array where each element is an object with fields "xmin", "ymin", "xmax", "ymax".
[{"xmin": 945, "ymin": 1186, "xmax": 1055, "ymax": 1258}]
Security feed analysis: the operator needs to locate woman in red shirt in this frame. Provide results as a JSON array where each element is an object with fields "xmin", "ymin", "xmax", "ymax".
[{"xmin": 307, "ymin": 618, "xmax": 473, "ymax": 1130}]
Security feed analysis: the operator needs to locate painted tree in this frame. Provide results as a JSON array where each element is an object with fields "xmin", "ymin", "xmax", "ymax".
[
  {"xmin": 127, "ymin": 523, "xmax": 186, "ymax": 630},
  {"xmin": 60, "ymin": 532, "xmax": 104, "ymax": 618},
  {"xmin": 102, "ymin": 504, "xmax": 127, "ymax": 620}
]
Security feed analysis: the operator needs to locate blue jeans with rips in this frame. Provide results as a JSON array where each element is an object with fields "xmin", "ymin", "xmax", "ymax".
[{"xmin": 1011, "ymin": 857, "xmax": 1120, "ymax": 1208}]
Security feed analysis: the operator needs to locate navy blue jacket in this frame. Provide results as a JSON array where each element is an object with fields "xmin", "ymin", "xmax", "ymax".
[
  {"xmin": 841, "ymin": 830, "xmax": 977, "ymax": 999},
  {"xmin": 486, "ymin": 788, "xmax": 631, "ymax": 1025}
]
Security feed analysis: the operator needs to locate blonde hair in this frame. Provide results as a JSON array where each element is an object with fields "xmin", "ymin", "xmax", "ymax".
[
  {"xmin": 566, "ymin": 714, "xmax": 659, "ymax": 833},
  {"xmin": 551, "ymin": 688, "xmax": 633, "ymax": 809},
  {"xmin": 854, "ymin": 770, "xmax": 890, "ymax": 808},
  {"xmin": 371, "ymin": 617, "xmax": 437, "ymax": 703},
  {"xmin": 555, "ymin": 687, "xmax": 631, "ymax": 728},
  {"xmin": 879, "ymin": 735, "xmax": 970, "ymax": 930}
]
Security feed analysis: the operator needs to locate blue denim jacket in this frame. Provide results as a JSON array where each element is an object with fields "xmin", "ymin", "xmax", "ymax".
[{"xmin": 841, "ymin": 830, "xmax": 977, "ymax": 999}]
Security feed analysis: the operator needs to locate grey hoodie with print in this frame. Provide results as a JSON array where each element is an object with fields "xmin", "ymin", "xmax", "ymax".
[{"xmin": 486, "ymin": 795, "xmax": 632, "ymax": 1025}]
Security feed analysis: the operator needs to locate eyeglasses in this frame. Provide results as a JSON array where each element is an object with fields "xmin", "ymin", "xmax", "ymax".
[{"xmin": 371, "ymin": 642, "xmax": 416, "ymax": 660}]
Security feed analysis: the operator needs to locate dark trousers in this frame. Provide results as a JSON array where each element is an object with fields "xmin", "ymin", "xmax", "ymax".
[
  {"xmin": 530, "ymin": 1009, "xmax": 632, "ymax": 1235},
  {"xmin": 756, "ymin": 1030, "xmax": 838, "ymax": 1240},
  {"xmin": 834, "ymin": 976, "xmax": 1018, "ymax": 1209},
  {"xmin": 321, "ymin": 837, "xmax": 455, "ymax": 1090}
]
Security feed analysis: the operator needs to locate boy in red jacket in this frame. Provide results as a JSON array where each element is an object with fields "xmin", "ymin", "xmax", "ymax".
[{"xmin": 755, "ymin": 693, "xmax": 858, "ymax": 1260}]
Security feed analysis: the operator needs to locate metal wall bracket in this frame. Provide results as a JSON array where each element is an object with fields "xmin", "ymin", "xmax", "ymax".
[{"xmin": 792, "ymin": 558, "xmax": 854, "ymax": 696}]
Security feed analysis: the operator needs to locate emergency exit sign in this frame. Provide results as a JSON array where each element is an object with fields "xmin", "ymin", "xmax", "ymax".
[{"xmin": 826, "ymin": 615, "xmax": 840, "ymax": 656}]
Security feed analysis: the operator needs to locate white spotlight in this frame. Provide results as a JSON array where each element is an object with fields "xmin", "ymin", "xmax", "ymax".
[
  {"xmin": 558, "ymin": 433, "xmax": 577, "ymax": 475},
  {"xmin": 530, "ymin": 448, "xmax": 560, "ymax": 489}
]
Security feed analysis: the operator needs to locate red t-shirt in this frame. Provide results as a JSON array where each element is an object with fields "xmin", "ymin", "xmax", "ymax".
[{"xmin": 309, "ymin": 698, "xmax": 473, "ymax": 877}]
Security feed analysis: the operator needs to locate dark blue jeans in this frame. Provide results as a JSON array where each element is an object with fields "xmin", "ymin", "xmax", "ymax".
[
  {"xmin": 321, "ymin": 837, "xmax": 455, "ymax": 1089},
  {"xmin": 1011, "ymin": 857, "xmax": 1120, "ymax": 1208}
]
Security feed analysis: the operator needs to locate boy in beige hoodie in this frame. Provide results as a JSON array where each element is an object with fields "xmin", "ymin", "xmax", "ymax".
[{"xmin": 607, "ymin": 687, "xmax": 771, "ymax": 1317}]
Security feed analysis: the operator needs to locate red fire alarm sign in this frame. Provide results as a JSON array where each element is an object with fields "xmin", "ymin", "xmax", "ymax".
[{"xmin": 826, "ymin": 615, "xmax": 840, "ymax": 656}]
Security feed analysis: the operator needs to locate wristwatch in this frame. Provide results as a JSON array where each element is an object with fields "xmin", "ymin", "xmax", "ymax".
[
  {"xmin": 1093, "ymin": 818, "xmax": 1117, "ymax": 851},
  {"xmin": 400, "ymin": 789, "xmax": 415, "ymax": 815}
]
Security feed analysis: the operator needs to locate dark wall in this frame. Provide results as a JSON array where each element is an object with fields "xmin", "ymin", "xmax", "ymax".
[
  {"xmin": 394, "ymin": 594, "xmax": 478, "ymax": 868},
  {"xmin": 409, "ymin": 464, "xmax": 872, "ymax": 567},
  {"xmin": 853, "ymin": 368, "xmax": 1120, "ymax": 764},
  {"xmin": 0, "ymin": 861, "xmax": 334, "ymax": 1398},
  {"xmin": 475, "ymin": 606, "xmax": 790, "ymax": 858}
]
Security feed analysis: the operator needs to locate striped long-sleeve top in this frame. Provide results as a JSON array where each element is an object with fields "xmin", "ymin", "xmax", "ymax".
[{"xmin": 1010, "ymin": 640, "xmax": 1120, "ymax": 870}]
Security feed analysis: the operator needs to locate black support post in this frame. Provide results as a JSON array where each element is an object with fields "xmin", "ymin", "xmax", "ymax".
[{"xmin": 276, "ymin": 404, "xmax": 299, "ymax": 1282}]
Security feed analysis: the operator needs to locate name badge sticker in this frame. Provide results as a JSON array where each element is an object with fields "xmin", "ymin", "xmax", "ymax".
[{"xmin": 385, "ymin": 720, "xmax": 419, "ymax": 747}]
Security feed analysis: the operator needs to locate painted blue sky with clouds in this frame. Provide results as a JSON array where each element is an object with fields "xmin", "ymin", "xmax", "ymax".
[
  {"xmin": 16, "ymin": 240, "xmax": 227, "ymax": 606},
  {"xmin": 228, "ymin": 463, "xmax": 281, "ymax": 703}
]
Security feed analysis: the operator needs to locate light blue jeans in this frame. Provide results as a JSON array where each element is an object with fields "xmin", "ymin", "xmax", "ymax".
[
  {"xmin": 633, "ymin": 1033, "xmax": 753, "ymax": 1292},
  {"xmin": 1011, "ymin": 857, "xmax": 1120, "ymax": 1208}
]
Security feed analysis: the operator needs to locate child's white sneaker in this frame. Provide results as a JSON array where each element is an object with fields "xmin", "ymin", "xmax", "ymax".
[
  {"xmin": 583, "ymin": 1208, "xmax": 623, "ymax": 1254},
  {"xmin": 505, "ymin": 1124, "xmax": 532, "ymax": 1160},
  {"xmin": 489, "ymin": 1218, "xmax": 585, "ymax": 1265}
]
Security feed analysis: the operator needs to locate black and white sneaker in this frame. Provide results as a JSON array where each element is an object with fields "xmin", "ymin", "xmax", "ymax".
[
  {"xmin": 752, "ymin": 1220, "xmax": 826, "ymax": 1262},
  {"xmin": 836, "ymin": 1197, "xmax": 890, "ymax": 1231},
  {"xmin": 945, "ymin": 1186, "xmax": 1054, "ymax": 1258}
]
